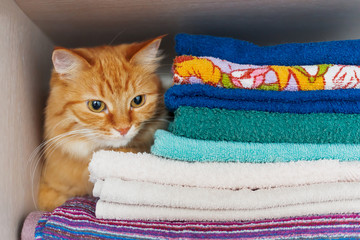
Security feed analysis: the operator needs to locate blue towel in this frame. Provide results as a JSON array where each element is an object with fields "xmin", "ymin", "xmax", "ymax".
[
  {"xmin": 165, "ymin": 84, "xmax": 360, "ymax": 113},
  {"xmin": 175, "ymin": 33, "xmax": 360, "ymax": 65},
  {"xmin": 151, "ymin": 130, "xmax": 360, "ymax": 163}
]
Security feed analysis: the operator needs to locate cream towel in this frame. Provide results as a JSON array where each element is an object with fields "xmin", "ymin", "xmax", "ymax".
[
  {"xmin": 89, "ymin": 150, "xmax": 360, "ymax": 190},
  {"xmin": 94, "ymin": 180, "xmax": 360, "ymax": 211},
  {"xmin": 96, "ymin": 199, "xmax": 360, "ymax": 221}
]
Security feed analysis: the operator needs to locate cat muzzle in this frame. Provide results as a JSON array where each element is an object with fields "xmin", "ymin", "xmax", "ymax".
[{"xmin": 114, "ymin": 127, "xmax": 130, "ymax": 136}]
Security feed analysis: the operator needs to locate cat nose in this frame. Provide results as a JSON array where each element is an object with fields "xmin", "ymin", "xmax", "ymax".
[{"xmin": 114, "ymin": 127, "xmax": 130, "ymax": 135}]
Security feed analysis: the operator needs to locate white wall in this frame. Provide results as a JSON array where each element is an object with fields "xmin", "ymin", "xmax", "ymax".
[{"xmin": 0, "ymin": 0, "xmax": 53, "ymax": 238}]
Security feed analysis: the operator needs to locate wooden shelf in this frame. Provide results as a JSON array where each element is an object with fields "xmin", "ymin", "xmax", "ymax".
[{"xmin": 15, "ymin": 0, "xmax": 360, "ymax": 49}]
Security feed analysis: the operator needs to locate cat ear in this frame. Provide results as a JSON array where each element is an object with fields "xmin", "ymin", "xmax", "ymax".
[
  {"xmin": 52, "ymin": 48, "xmax": 90, "ymax": 74},
  {"xmin": 129, "ymin": 35, "xmax": 166, "ymax": 67}
]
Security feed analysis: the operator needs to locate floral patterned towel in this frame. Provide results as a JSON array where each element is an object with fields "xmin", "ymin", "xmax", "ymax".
[{"xmin": 173, "ymin": 55, "xmax": 360, "ymax": 91}]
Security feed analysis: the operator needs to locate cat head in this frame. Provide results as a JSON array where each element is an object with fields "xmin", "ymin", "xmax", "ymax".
[{"xmin": 45, "ymin": 36, "xmax": 167, "ymax": 157}]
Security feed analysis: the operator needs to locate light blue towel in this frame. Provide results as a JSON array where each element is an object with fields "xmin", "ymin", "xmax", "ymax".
[{"xmin": 151, "ymin": 130, "xmax": 360, "ymax": 163}]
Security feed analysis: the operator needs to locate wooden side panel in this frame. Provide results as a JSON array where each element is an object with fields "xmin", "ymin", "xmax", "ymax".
[{"xmin": 0, "ymin": 0, "xmax": 53, "ymax": 239}]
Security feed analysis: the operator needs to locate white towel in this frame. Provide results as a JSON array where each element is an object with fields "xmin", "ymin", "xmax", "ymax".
[
  {"xmin": 94, "ymin": 179, "xmax": 360, "ymax": 210},
  {"xmin": 89, "ymin": 150, "xmax": 360, "ymax": 190},
  {"xmin": 96, "ymin": 199, "xmax": 360, "ymax": 221}
]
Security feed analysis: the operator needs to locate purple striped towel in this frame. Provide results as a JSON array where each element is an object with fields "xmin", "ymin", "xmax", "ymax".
[{"xmin": 35, "ymin": 196, "xmax": 360, "ymax": 239}]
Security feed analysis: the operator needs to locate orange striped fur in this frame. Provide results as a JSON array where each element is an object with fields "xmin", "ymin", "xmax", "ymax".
[{"xmin": 38, "ymin": 36, "xmax": 168, "ymax": 211}]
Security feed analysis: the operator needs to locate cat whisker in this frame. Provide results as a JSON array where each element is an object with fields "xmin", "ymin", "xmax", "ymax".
[
  {"xmin": 128, "ymin": 139, "xmax": 148, "ymax": 151},
  {"xmin": 108, "ymin": 29, "xmax": 126, "ymax": 45},
  {"xmin": 39, "ymin": 130, "xmax": 101, "ymax": 200},
  {"xmin": 43, "ymin": 119, "xmax": 72, "ymax": 140},
  {"xmin": 33, "ymin": 123, "xmax": 82, "ymax": 167},
  {"xmin": 42, "ymin": 131, "xmax": 102, "ymax": 166},
  {"xmin": 29, "ymin": 129, "xmax": 97, "ymax": 209},
  {"xmin": 38, "ymin": 130, "xmax": 94, "ymax": 163},
  {"xmin": 43, "ymin": 130, "xmax": 94, "ymax": 159},
  {"xmin": 142, "ymin": 118, "xmax": 172, "ymax": 125},
  {"xmin": 142, "ymin": 121, "xmax": 169, "ymax": 127},
  {"xmin": 41, "ymin": 133, "xmax": 87, "ymax": 179},
  {"xmin": 28, "ymin": 130, "xmax": 86, "ymax": 182},
  {"xmin": 148, "ymin": 117, "xmax": 172, "ymax": 121},
  {"xmin": 42, "ymin": 130, "xmax": 99, "ymax": 162}
]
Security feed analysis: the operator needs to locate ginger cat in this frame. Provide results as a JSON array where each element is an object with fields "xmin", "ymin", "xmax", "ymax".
[{"xmin": 38, "ymin": 36, "xmax": 168, "ymax": 211}]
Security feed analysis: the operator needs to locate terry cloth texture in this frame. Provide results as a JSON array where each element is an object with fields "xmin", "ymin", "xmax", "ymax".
[
  {"xmin": 94, "ymin": 180, "xmax": 360, "ymax": 211},
  {"xmin": 175, "ymin": 33, "xmax": 360, "ymax": 65},
  {"xmin": 170, "ymin": 106, "xmax": 360, "ymax": 144},
  {"xmin": 165, "ymin": 84, "xmax": 360, "ymax": 113},
  {"xmin": 89, "ymin": 151, "xmax": 360, "ymax": 190},
  {"xmin": 173, "ymin": 56, "xmax": 360, "ymax": 91},
  {"xmin": 151, "ymin": 130, "xmax": 360, "ymax": 162},
  {"xmin": 21, "ymin": 211, "xmax": 44, "ymax": 240},
  {"xmin": 97, "ymin": 199, "xmax": 360, "ymax": 222},
  {"xmin": 35, "ymin": 197, "xmax": 360, "ymax": 239}
]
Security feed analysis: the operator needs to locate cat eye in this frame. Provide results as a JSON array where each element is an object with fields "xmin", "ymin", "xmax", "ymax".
[
  {"xmin": 87, "ymin": 100, "xmax": 106, "ymax": 113},
  {"xmin": 130, "ymin": 95, "xmax": 146, "ymax": 108}
]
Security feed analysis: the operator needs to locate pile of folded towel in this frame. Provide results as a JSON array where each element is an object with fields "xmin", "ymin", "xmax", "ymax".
[
  {"xmin": 30, "ymin": 34, "xmax": 360, "ymax": 239},
  {"xmin": 89, "ymin": 34, "xmax": 360, "ymax": 222}
]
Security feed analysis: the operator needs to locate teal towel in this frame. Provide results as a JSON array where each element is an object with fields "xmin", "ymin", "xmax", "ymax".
[
  {"xmin": 151, "ymin": 130, "xmax": 360, "ymax": 163},
  {"xmin": 170, "ymin": 106, "xmax": 360, "ymax": 144}
]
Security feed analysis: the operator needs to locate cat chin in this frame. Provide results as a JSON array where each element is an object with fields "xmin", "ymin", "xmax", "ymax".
[
  {"xmin": 58, "ymin": 136, "xmax": 135, "ymax": 159},
  {"xmin": 97, "ymin": 126, "xmax": 139, "ymax": 148},
  {"xmin": 61, "ymin": 140, "xmax": 97, "ymax": 158},
  {"xmin": 98, "ymin": 138, "xmax": 133, "ymax": 149},
  {"xmin": 98, "ymin": 129, "xmax": 138, "ymax": 149}
]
